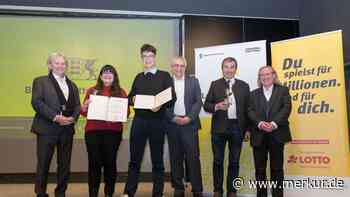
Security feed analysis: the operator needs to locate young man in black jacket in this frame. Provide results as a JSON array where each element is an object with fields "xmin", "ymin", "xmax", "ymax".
[{"xmin": 123, "ymin": 44, "xmax": 176, "ymax": 197}]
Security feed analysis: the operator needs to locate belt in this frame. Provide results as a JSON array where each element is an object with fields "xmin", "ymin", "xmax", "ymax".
[{"xmin": 227, "ymin": 119, "xmax": 238, "ymax": 124}]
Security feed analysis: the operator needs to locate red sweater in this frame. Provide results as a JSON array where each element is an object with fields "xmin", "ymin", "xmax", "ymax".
[{"xmin": 80, "ymin": 86, "xmax": 128, "ymax": 133}]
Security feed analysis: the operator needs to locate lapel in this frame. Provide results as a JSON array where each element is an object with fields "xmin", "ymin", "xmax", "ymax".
[
  {"xmin": 257, "ymin": 87, "xmax": 267, "ymax": 115},
  {"xmin": 232, "ymin": 79, "xmax": 239, "ymax": 106},
  {"xmin": 268, "ymin": 84, "xmax": 279, "ymax": 111},
  {"xmin": 45, "ymin": 75, "xmax": 61, "ymax": 107},
  {"xmin": 184, "ymin": 76, "xmax": 190, "ymax": 114},
  {"xmin": 219, "ymin": 77, "xmax": 227, "ymax": 99}
]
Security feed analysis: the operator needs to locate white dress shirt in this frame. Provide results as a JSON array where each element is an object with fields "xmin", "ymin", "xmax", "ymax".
[
  {"xmin": 263, "ymin": 84, "xmax": 274, "ymax": 101},
  {"xmin": 226, "ymin": 78, "xmax": 237, "ymax": 119},
  {"xmin": 53, "ymin": 73, "xmax": 69, "ymax": 100},
  {"xmin": 173, "ymin": 76, "xmax": 186, "ymax": 116}
]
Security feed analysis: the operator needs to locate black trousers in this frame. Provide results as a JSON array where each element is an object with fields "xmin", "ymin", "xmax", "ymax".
[
  {"xmin": 124, "ymin": 117, "xmax": 165, "ymax": 197},
  {"xmin": 253, "ymin": 134, "xmax": 285, "ymax": 197},
  {"xmin": 167, "ymin": 122, "xmax": 203, "ymax": 194},
  {"xmin": 85, "ymin": 130, "xmax": 122, "ymax": 197},
  {"xmin": 35, "ymin": 130, "xmax": 74, "ymax": 197},
  {"xmin": 211, "ymin": 120, "xmax": 243, "ymax": 194}
]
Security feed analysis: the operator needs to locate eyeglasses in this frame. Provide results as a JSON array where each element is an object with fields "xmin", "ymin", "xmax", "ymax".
[
  {"xmin": 171, "ymin": 64, "xmax": 185, "ymax": 68},
  {"xmin": 142, "ymin": 54, "xmax": 155, "ymax": 59}
]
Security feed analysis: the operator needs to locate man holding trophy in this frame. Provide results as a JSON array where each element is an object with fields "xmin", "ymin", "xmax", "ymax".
[{"xmin": 204, "ymin": 57, "xmax": 250, "ymax": 197}]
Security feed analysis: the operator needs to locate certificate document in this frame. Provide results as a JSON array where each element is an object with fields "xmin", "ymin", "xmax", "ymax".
[
  {"xmin": 134, "ymin": 87, "xmax": 172, "ymax": 109},
  {"xmin": 87, "ymin": 95, "xmax": 128, "ymax": 122}
]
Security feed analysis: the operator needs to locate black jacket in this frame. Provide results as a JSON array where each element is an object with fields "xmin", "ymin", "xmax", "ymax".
[
  {"xmin": 248, "ymin": 84, "xmax": 292, "ymax": 146},
  {"xmin": 204, "ymin": 78, "xmax": 250, "ymax": 135}
]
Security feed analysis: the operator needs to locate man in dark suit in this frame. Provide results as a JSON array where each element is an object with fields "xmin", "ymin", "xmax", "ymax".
[
  {"xmin": 204, "ymin": 57, "xmax": 250, "ymax": 197},
  {"xmin": 31, "ymin": 52, "xmax": 80, "ymax": 197},
  {"xmin": 166, "ymin": 56, "xmax": 203, "ymax": 197},
  {"xmin": 248, "ymin": 66, "xmax": 292, "ymax": 197}
]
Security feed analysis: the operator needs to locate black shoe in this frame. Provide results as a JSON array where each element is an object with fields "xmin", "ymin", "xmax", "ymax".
[
  {"xmin": 174, "ymin": 190, "xmax": 185, "ymax": 197},
  {"xmin": 193, "ymin": 192, "xmax": 203, "ymax": 197},
  {"xmin": 37, "ymin": 194, "xmax": 49, "ymax": 197},
  {"xmin": 37, "ymin": 195, "xmax": 49, "ymax": 197}
]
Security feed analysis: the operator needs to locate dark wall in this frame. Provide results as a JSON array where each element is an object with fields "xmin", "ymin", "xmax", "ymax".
[
  {"xmin": 300, "ymin": 0, "xmax": 350, "ymax": 65},
  {"xmin": 0, "ymin": 0, "xmax": 300, "ymax": 19},
  {"xmin": 244, "ymin": 18, "xmax": 299, "ymax": 65},
  {"xmin": 184, "ymin": 16, "xmax": 243, "ymax": 74},
  {"xmin": 184, "ymin": 16, "xmax": 299, "ymax": 74}
]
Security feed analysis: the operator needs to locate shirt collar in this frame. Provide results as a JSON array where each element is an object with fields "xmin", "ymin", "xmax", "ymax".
[
  {"xmin": 263, "ymin": 84, "xmax": 274, "ymax": 92},
  {"xmin": 224, "ymin": 77, "xmax": 235, "ymax": 85},
  {"xmin": 52, "ymin": 72, "xmax": 66, "ymax": 81},
  {"xmin": 144, "ymin": 66, "xmax": 157, "ymax": 75},
  {"xmin": 173, "ymin": 75, "xmax": 185, "ymax": 81}
]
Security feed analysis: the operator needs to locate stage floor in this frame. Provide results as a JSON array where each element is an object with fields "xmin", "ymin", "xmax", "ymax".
[{"xmin": 0, "ymin": 183, "xmax": 215, "ymax": 197}]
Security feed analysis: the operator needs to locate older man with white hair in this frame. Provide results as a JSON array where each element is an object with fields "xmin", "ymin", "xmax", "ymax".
[{"xmin": 31, "ymin": 52, "xmax": 80, "ymax": 197}]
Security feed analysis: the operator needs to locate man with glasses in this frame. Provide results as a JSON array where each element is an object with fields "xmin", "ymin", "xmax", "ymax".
[
  {"xmin": 123, "ymin": 44, "xmax": 176, "ymax": 197},
  {"xmin": 166, "ymin": 56, "xmax": 203, "ymax": 197}
]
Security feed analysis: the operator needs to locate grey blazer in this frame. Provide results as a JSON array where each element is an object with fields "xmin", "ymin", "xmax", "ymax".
[
  {"xmin": 166, "ymin": 75, "xmax": 203, "ymax": 130},
  {"xmin": 31, "ymin": 75, "xmax": 80, "ymax": 135}
]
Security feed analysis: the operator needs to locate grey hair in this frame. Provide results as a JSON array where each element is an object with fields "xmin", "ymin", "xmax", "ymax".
[
  {"xmin": 47, "ymin": 52, "xmax": 68, "ymax": 69},
  {"xmin": 257, "ymin": 66, "xmax": 281, "ymax": 88},
  {"xmin": 171, "ymin": 56, "xmax": 187, "ymax": 67}
]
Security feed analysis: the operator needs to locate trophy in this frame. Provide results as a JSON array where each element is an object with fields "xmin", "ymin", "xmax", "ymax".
[{"xmin": 225, "ymin": 80, "xmax": 233, "ymax": 106}]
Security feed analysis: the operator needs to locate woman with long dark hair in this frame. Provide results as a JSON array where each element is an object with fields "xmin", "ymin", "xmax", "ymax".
[{"xmin": 80, "ymin": 64, "xmax": 128, "ymax": 197}]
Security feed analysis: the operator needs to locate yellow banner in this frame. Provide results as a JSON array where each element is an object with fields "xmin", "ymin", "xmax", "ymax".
[{"xmin": 271, "ymin": 30, "xmax": 350, "ymax": 177}]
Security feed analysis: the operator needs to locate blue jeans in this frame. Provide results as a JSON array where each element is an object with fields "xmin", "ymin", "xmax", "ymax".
[{"xmin": 211, "ymin": 121, "xmax": 243, "ymax": 193}]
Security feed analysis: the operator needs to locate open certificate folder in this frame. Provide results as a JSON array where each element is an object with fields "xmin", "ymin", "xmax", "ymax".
[
  {"xmin": 87, "ymin": 95, "xmax": 128, "ymax": 122},
  {"xmin": 134, "ymin": 87, "xmax": 172, "ymax": 109}
]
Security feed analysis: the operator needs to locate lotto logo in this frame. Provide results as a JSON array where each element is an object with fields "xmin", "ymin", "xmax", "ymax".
[{"xmin": 287, "ymin": 154, "xmax": 331, "ymax": 165}]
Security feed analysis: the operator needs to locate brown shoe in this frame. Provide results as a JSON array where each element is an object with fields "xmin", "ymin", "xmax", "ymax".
[
  {"xmin": 213, "ymin": 192, "xmax": 223, "ymax": 197},
  {"xmin": 226, "ymin": 192, "xmax": 237, "ymax": 197}
]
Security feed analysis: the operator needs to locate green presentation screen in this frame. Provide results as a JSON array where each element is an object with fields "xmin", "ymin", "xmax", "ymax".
[{"xmin": 0, "ymin": 15, "xmax": 180, "ymax": 138}]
